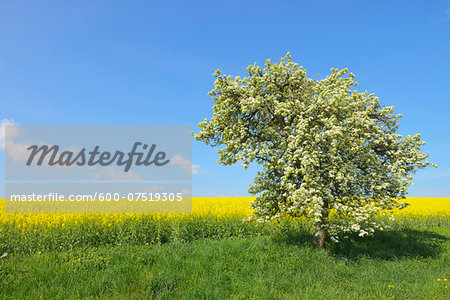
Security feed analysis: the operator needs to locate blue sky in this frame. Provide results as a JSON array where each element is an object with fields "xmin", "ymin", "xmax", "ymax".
[{"xmin": 1, "ymin": 0, "xmax": 449, "ymax": 197}]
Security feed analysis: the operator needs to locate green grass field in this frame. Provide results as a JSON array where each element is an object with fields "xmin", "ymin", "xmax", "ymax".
[{"xmin": 1, "ymin": 216, "xmax": 449, "ymax": 299}]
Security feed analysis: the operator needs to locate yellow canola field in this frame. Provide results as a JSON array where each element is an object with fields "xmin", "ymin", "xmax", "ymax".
[
  {"xmin": 0, "ymin": 197, "xmax": 448, "ymax": 229},
  {"xmin": 0, "ymin": 197, "xmax": 253, "ymax": 229},
  {"xmin": 393, "ymin": 197, "xmax": 450, "ymax": 216}
]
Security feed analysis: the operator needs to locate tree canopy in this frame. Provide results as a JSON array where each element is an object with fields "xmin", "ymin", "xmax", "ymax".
[{"xmin": 193, "ymin": 53, "xmax": 435, "ymax": 247}]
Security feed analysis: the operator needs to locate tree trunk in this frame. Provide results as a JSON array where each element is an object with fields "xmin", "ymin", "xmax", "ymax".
[
  {"xmin": 314, "ymin": 201, "xmax": 329, "ymax": 248},
  {"xmin": 313, "ymin": 227, "xmax": 327, "ymax": 249}
]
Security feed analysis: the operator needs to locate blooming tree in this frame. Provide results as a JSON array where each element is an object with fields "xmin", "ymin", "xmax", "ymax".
[{"xmin": 193, "ymin": 53, "xmax": 435, "ymax": 248}]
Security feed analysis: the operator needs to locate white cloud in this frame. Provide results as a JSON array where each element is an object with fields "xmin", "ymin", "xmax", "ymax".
[
  {"xmin": 5, "ymin": 139, "xmax": 32, "ymax": 162},
  {"xmin": 142, "ymin": 185, "xmax": 168, "ymax": 194},
  {"xmin": 1, "ymin": 120, "xmax": 33, "ymax": 163},
  {"xmin": 0, "ymin": 118, "xmax": 17, "ymax": 150},
  {"xmin": 94, "ymin": 166, "xmax": 141, "ymax": 180},
  {"xmin": 170, "ymin": 154, "xmax": 200, "ymax": 174},
  {"xmin": 181, "ymin": 188, "xmax": 193, "ymax": 197},
  {"xmin": 195, "ymin": 189, "xmax": 216, "ymax": 197}
]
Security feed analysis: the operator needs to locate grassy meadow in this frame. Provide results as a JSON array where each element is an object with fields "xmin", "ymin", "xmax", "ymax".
[{"xmin": 1, "ymin": 197, "xmax": 449, "ymax": 299}]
